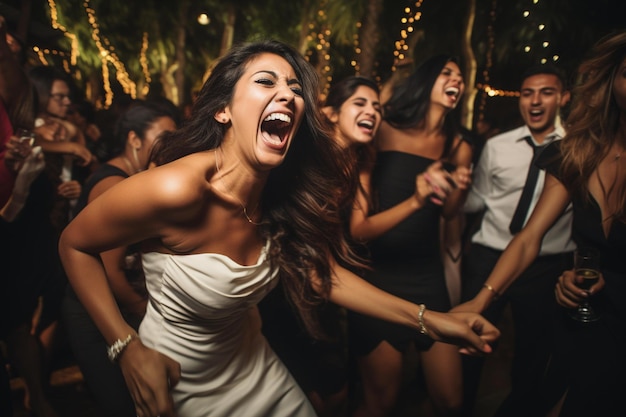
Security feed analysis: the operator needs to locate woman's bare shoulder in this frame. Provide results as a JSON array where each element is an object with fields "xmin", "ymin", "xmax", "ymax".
[{"xmin": 117, "ymin": 151, "xmax": 214, "ymax": 210}]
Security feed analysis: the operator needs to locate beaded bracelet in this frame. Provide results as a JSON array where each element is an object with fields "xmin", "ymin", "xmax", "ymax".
[
  {"xmin": 107, "ymin": 333, "xmax": 138, "ymax": 362},
  {"xmin": 417, "ymin": 304, "xmax": 429, "ymax": 335},
  {"xmin": 483, "ymin": 283, "xmax": 501, "ymax": 299}
]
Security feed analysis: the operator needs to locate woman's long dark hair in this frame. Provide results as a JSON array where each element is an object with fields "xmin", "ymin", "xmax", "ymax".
[
  {"xmin": 152, "ymin": 40, "xmax": 356, "ymax": 337},
  {"xmin": 560, "ymin": 30, "xmax": 626, "ymax": 223},
  {"xmin": 324, "ymin": 75, "xmax": 380, "ymax": 195},
  {"xmin": 95, "ymin": 98, "xmax": 179, "ymax": 161},
  {"xmin": 323, "ymin": 76, "xmax": 381, "ymax": 270},
  {"xmin": 383, "ymin": 54, "xmax": 462, "ymax": 159}
]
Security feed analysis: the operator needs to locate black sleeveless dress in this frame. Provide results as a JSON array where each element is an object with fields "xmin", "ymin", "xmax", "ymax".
[
  {"xmin": 348, "ymin": 151, "xmax": 452, "ymax": 355},
  {"xmin": 536, "ymin": 141, "xmax": 626, "ymax": 416}
]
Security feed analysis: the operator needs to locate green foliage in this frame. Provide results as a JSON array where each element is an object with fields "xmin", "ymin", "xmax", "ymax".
[{"xmin": 26, "ymin": 0, "xmax": 625, "ymax": 109}]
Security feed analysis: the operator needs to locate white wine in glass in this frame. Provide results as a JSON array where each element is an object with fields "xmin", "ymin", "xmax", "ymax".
[{"xmin": 570, "ymin": 248, "xmax": 601, "ymax": 323}]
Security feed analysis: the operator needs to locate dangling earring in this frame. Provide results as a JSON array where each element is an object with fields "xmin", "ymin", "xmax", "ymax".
[{"xmin": 133, "ymin": 147, "xmax": 143, "ymax": 172}]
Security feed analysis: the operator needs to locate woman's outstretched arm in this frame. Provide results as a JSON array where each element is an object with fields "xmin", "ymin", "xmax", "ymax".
[
  {"xmin": 325, "ymin": 258, "xmax": 500, "ymax": 356},
  {"xmin": 452, "ymin": 173, "xmax": 571, "ymax": 314}
]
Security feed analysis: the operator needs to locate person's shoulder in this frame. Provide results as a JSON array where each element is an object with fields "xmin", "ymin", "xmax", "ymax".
[{"xmin": 133, "ymin": 152, "xmax": 212, "ymax": 208}]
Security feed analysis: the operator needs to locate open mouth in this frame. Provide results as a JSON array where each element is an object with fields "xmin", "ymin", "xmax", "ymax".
[
  {"xmin": 357, "ymin": 119, "xmax": 375, "ymax": 133},
  {"xmin": 261, "ymin": 113, "xmax": 293, "ymax": 147},
  {"xmin": 445, "ymin": 87, "xmax": 460, "ymax": 98}
]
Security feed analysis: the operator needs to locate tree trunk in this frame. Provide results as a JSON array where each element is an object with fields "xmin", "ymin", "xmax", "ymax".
[
  {"xmin": 219, "ymin": 4, "xmax": 237, "ymax": 57},
  {"xmin": 174, "ymin": 0, "xmax": 190, "ymax": 106},
  {"xmin": 460, "ymin": 0, "xmax": 477, "ymax": 130},
  {"xmin": 358, "ymin": 0, "xmax": 384, "ymax": 78}
]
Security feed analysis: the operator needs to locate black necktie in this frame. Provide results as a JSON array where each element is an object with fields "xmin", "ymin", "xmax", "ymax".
[{"xmin": 509, "ymin": 136, "xmax": 542, "ymax": 234}]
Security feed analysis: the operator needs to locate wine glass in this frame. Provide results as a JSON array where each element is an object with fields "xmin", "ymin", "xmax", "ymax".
[
  {"xmin": 16, "ymin": 128, "xmax": 35, "ymax": 146},
  {"xmin": 569, "ymin": 247, "xmax": 601, "ymax": 323}
]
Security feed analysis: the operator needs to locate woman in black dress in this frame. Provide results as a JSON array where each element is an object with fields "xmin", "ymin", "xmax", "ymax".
[
  {"xmin": 454, "ymin": 30, "xmax": 626, "ymax": 416},
  {"xmin": 348, "ymin": 55, "xmax": 473, "ymax": 417}
]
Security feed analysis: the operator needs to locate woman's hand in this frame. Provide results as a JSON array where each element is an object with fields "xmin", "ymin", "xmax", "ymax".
[
  {"xmin": 34, "ymin": 118, "xmax": 63, "ymax": 142},
  {"xmin": 57, "ymin": 180, "xmax": 81, "ymax": 200},
  {"xmin": 555, "ymin": 269, "xmax": 605, "ymax": 309},
  {"xmin": 119, "ymin": 340, "xmax": 181, "ymax": 417},
  {"xmin": 422, "ymin": 309, "xmax": 500, "ymax": 356},
  {"xmin": 415, "ymin": 161, "xmax": 457, "ymax": 206},
  {"xmin": 449, "ymin": 297, "xmax": 487, "ymax": 315},
  {"xmin": 450, "ymin": 165, "xmax": 472, "ymax": 190},
  {"xmin": 4, "ymin": 134, "xmax": 33, "ymax": 172},
  {"xmin": 69, "ymin": 142, "xmax": 94, "ymax": 166}
]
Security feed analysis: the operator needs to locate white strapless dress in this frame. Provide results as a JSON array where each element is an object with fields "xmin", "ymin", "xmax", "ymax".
[{"xmin": 139, "ymin": 243, "xmax": 316, "ymax": 417}]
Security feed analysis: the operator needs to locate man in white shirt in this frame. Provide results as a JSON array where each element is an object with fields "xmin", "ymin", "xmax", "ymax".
[{"xmin": 460, "ymin": 65, "xmax": 575, "ymax": 417}]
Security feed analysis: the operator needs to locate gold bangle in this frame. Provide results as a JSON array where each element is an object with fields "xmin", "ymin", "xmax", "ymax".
[
  {"xmin": 483, "ymin": 283, "xmax": 501, "ymax": 299},
  {"xmin": 417, "ymin": 304, "xmax": 429, "ymax": 335}
]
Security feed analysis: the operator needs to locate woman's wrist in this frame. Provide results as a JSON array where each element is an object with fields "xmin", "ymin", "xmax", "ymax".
[
  {"xmin": 474, "ymin": 284, "xmax": 499, "ymax": 311},
  {"xmin": 482, "ymin": 283, "xmax": 501, "ymax": 300},
  {"xmin": 417, "ymin": 304, "xmax": 429, "ymax": 336},
  {"xmin": 107, "ymin": 332, "xmax": 140, "ymax": 362}
]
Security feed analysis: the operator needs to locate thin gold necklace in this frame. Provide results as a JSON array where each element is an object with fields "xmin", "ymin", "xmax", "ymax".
[{"xmin": 214, "ymin": 149, "xmax": 262, "ymax": 226}]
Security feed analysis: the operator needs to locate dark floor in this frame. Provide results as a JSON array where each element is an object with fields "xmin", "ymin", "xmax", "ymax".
[{"xmin": 8, "ymin": 310, "xmax": 514, "ymax": 417}]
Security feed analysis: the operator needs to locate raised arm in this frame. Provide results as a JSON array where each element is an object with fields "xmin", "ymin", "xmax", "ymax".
[
  {"xmin": 453, "ymin": 173, "xmax": 571, "ymax": 314},
  {"xmin": 327, "ymin": 258, "xmax": 499, "ymax": 355}
]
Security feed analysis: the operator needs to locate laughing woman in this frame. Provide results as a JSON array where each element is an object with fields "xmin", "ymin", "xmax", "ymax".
[
  {"xmin": 58, "ymin": 41, "xmax": 497, "ymax": 417},
  {"xmin": 347, "ymin": 55, "xmax": 473, "ymax": 417}
]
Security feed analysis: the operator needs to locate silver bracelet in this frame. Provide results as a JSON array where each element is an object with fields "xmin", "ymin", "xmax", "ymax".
[
  {"xmin": 418, "ymin": 304, "xmax": 429, "ymax": 335},
  {"xmin": 107, "ymin": 333, "xmax": 138, "ymax": 362}
]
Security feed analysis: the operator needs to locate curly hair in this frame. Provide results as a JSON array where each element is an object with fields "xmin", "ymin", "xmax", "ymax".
[
  {"xmin": 560, "ymin": 30, "xmax": 626, "ymax": 222},
  {"xmin": 151, "ymin": 40, "xmax": 356, "ymax": 338}
]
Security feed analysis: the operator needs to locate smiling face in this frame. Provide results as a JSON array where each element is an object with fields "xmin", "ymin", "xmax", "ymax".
[
  {"xmin": 519, "ymin": 73, "xmax": 569, "ymax": 142},
  {"xmin": 218, "ymin": 53, "xmax": 305, "ymax": 167},
  {"xmin": 328, "ymin": 85, "xmax": 381, "ymax": 148},
  {"xmin": 430, "ymin": 61, "xmax": 464, "ymax": 109}
]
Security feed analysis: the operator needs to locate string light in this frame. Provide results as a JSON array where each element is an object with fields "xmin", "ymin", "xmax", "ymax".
[
  {"xmin": 304, "ymin": 1, "xmax": 332, "ymax": 95},
  {"xmin": 522, "ymin": 0, "xmax": 556, "ymax": 65},
  {"xmin": 84, "ymin": 0, "xmax": 138, "ymax": 106},
  {"xmin": 477, "ymin": 83, "xmax": 520, "ymax": 97},
  {"xmin": 140, "ymin": 32, "xmax": 151, "ymax": 96},
  {"xmin": 352, "ymin": 22, "xmax": 361, "ymax": 74},
  {"xmin": 392, "ymin": 1, "xmax": 424, "ymax": 72},
  {"xmin": 46, "ymin": 0, "xmax": 78, "ymax": 66},
  {"xmin": 32, "ymin": 45, "xmax": 71, "ymax": 66}
]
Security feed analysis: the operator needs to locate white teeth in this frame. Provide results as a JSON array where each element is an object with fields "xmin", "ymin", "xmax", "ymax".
[
  {"xmin": 264, "ymin": 113, "xmax": 292, "ymax": 123},
  {"xmin": 445, "ymin": 87, "xmax": 459, "ymax": 96},
  {"xmin": 358, "ymin": 120, "xmax": 374, "ymax": 128}
]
